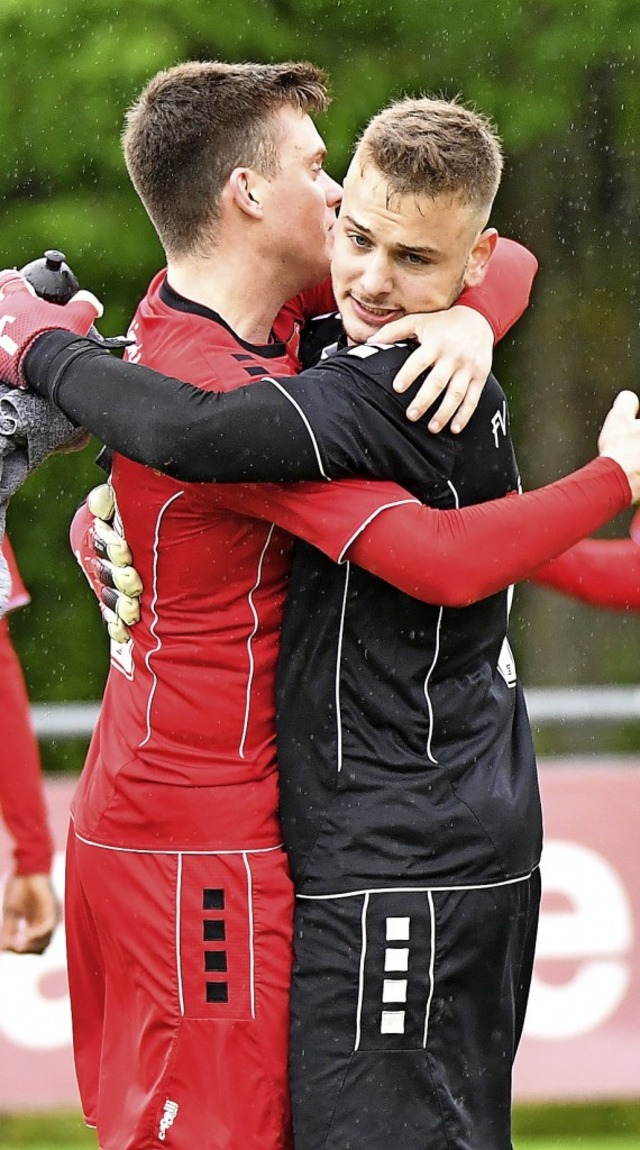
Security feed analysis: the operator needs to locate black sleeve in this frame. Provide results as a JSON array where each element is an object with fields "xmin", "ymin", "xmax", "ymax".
[
  {"xmin": 24, "ymin": 332, "xmax": 323, "ymax": 482},
  {"xmin": 24, "ymin": 332, "xmax": 454, "ymax": 488}
]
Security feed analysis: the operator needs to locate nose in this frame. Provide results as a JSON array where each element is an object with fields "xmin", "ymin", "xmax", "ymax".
[
  {"xmin": 321, "ymin": 170, "xmax": 343, "ymax": 208},
  {"xmin": 359, "ymin": 251, "xmax": 393, "ymax": 298}
]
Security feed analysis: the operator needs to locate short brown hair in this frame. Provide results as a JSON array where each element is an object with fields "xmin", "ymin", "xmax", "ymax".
[
  {"xmin": 355, "ymin": 95, "xmax": 503, "ymax": 222},
  {"xmin": 122, "ymin": 60, "xmax": 331, "ymax": 257}
]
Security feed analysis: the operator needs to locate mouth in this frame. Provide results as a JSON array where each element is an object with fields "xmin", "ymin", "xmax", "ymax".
[{"xmin": 348, "ymin": 294, "xmax": 404, "ymax": 327}]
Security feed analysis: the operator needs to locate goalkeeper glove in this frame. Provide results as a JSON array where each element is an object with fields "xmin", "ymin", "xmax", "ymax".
[{"xmin": 0, "ymin": 269, "xmax": 102, "ymax": 388}]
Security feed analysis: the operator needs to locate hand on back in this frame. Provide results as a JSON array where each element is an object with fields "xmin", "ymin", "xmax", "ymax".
[{"xmin": 70, "ymin": 484, "xmax": 143, "ymax": 642}]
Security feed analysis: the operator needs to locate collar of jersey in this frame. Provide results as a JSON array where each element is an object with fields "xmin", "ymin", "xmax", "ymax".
[{"xmin": 160, "ymin": 276, "xmax": 288, "ymax": 358}]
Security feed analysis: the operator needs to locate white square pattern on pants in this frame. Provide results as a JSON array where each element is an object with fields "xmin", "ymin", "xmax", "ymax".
[
  {"xmin": 384, "ymin": 947, "xmax": 409, "ymax": 972},
  {"xmin": 380, "ymin": 1010, "xmax": 406, "ymax": 1034},
  {"xmin": 382, "ymin": 978, "xmax": 408, "ymax": 1003},
  {"xmin": 386, "ymin": 916, "xmax": 410, "ymax": 941}
]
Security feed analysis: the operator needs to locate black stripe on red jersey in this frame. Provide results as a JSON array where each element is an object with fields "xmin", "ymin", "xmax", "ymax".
[{"xmin": 159, "ymin": 277, "xmax": 289, "ymax": 358}]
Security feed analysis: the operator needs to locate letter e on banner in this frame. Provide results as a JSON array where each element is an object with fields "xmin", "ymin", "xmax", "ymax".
[{"xmin": 525, "ymin": 839, "xmax": 633, "ymax": 1040}]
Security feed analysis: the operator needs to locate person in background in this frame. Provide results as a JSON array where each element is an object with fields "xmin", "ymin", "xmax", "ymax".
[
  {"xmin": 0, "ymin": 534, "xmax": 59, "ymax": 954},
  {"xmin": 534, "ymin": 510, "xmax": 640, "ymax": 609}
]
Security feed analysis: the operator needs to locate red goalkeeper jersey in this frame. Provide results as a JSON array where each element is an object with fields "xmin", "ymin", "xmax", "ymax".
[{"xmin": 73, "ymin": 274, "xmax": 415, "ymax": 851}]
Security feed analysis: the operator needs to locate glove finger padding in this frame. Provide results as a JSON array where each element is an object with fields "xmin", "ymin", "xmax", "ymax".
[
  {"xmin": 91, "ymin": 519, "xmax": 133, "ymax": 567},
  {"xmin": 86, "ymin": 482, "xmax": 116, "ymax": 521},
  {"xmin": 99, "ymin": 558, "xmax": 143, "ymax": 598},
  {"xmin": 83, "ymin": 484, "xmax": 134, "ymax": 565},
  {"xmin": 100, "ymin": 584, "xmax": 141, "ymax": 626},
  {"xmin": 100, "ymin": 604, "xmax": 132, "ymax": 645},
  {"xmin": 70, "ymin": 496, "xmax": 143, "ymax": 634}
]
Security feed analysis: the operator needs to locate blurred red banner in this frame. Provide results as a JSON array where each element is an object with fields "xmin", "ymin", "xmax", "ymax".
[{"xmin": 0, "ymin": 762, "xmax": 638, "ymax": 1110}]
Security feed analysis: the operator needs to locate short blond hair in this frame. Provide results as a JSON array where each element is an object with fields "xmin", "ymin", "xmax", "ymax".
[
  {"xmin": 123, "ymin": 60, "xmax": 331, "ymax": 257},
  {"xmin": 356, "ymin": 95, "xmax": 503, "ymax": 221}
]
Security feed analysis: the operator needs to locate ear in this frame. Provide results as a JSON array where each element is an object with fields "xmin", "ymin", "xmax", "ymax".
[
  {"xmin": 228, "ymin": 168, "xmax": 264, "ymax": 219},
  {"xmin": 463, "ymin": 227, "xmax": 498, "ymax": 288}
]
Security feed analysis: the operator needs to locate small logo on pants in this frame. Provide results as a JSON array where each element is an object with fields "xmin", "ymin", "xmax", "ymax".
[{"xmin": 158, "ymin": 1099, "xmax": 179, "ymax": 1141}]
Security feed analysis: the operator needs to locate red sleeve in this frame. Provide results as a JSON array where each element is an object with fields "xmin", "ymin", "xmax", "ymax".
[
  {"xmin": 346, "ymin": 458, "xmax": 631, "ymax": 606},
  {"xmin": 71, "ymin": 459, "xmax": 630, "ymax": 613},
  {"xmin": 199, "ymin": 459, "xmax": 630, "ymax": 606},
  {"xmin": 1, "ymin": 535, "xmax": 31, "ymax": 612},
  {"xmin": 457, "ymin": 237, "xmax": 538, "ymax": 342},
  {"xmin": 531, "ymin": 537, "xmax": 640, "ymax": 610},
  {"xmin": 211, "ymin": 478, "xmax": 420, "ymax": 559},
  {"xmin": 0, "ymin": 618, "xmax": 53, "ymax": 875}
]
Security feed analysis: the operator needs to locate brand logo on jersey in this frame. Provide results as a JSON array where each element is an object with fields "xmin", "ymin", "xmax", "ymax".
[
  {"xmin": 497, "ymin": 637, "xmax": 517, "ymax": 688},
  {"xmin": 158, "ymin": 1099, "xmax": 179, "ymax": 1141},
  {"xmin": 109, "ymin": 634, "xmax": 134, "ymax": 679},
  {"xmin": 346, "ymin": 341, "xmax": 408, "ymax": 359},
  {"xmin": 491, "ymin": 401, "xmax": 507, "ymax": 448},
  {"xmin": 319, "ymin": 339, "xmax": 340, "ymax": 360}
]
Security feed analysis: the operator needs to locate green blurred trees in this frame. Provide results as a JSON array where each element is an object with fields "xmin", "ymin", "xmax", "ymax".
[{"xmin": 2, "ymin": 0, "xmax": 640, "ymax": 769}]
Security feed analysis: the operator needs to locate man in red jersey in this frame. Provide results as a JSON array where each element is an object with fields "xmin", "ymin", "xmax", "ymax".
[
  {"xmin": 0, "ymin": 62, "xmax": 538, "ymax": 1150},
  {"xmin": 0, "ymin": 535, "xmax": 59, "ymax": 954}
]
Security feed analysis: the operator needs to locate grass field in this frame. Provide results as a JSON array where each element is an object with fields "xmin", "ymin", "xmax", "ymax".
[
  {"xmin": 517, "ymin": 1142, "xmax": 639, "ymax": 1150},
  {"xmin": 0, "ymin": 1104, "xmax": 639, "ymax": 1149}
]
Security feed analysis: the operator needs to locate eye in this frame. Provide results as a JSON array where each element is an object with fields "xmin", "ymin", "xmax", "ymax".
[
  {"xmin": 402, "ymin": 251, "xmax": 428, "ymax": 266},
  {"xmin": 348, "ymin": 232, "xmax": 371, "ymax": 249}
]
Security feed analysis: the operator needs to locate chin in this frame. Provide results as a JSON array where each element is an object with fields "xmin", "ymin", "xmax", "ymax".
[{"xmin": 340, "ymin": 310, "xmax": 371, "ymax": 345}]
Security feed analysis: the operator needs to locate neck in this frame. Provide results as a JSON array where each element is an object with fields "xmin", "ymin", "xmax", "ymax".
[{"xmin": 167, "ymin": 246, "xmax": 289, "ymax": 346}]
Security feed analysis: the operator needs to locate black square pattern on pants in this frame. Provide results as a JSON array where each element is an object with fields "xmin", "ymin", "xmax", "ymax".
[
  {"xmin": 205, "ymin": 951, "xmax": 228, "ymax": 972},
  {"xmin": 203, "ymin": 888, "xmax": 225, "ymax": 910},
  {"xmin": 206, "ymin": 982, "xmax": 229, "ymax": 1003},
  {"xmin": 203, "ymin": 919, "xmax": 226, "ymax": 941}
]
